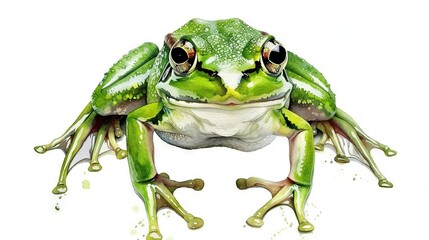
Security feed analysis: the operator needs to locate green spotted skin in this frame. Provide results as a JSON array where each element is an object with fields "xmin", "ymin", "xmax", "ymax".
[
  {"xmin": 149, "ymin": 18, "xmax": 290, "ymax": 105},
  {"xmin": 168, "ymin": 18, "xmax": 266, "ymax": 72},
  {"xmin": 286, "ymin": 51, "xmax": 336, "ymax": 120},
  {"xmin": 92, "ymin": 42, "xmax": 159, "ymax": 115}
]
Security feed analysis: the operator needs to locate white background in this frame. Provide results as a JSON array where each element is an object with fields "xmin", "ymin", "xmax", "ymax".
[{"xmin": 1, "ymin": 0, "xmax": 428, "ymax": 239}]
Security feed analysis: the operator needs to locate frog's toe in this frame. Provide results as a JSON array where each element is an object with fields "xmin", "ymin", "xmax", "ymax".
[
  {"xmin": 34, "ymin": 145, "xmax": 47, "ymax": 154},
  {"xmin": 52, "ymin": 184, "xmax": 67, "ymax": 194},
  {"xmin": 88, "ymin": 163, "xmax": 102, "ymax": 172},
  {"xmin": 159, "ymin": 174, "xmax": 205, "ymax": 192},
  {"xmin": 187, "ymin": 217, "xmax": 204, "ymax": 229},
  {"xmin": 191, "ymin": 178, "xmax": 205, "ymax": 191},
  {"xmin": 298, "ymin": 221, "xmax": 314, "ymax": 232},
  {"xmin": 378, "ymin": 179, "xmax": 393, "ymax": 188},
  {"xmin": 383, "ymin": 147, "xmax": 397, "ymax": 157},
  {"xmin": 334, "ymin": 154, "xmax": 350, "ymax": 163},
  {"xmin": 314, "ymin": 144, "xmax": 324, "ymax": 151},
  {"xmin": 236, "ymin": 178, "xmax": 248, "ymax": 190},
  {"xmin": 146, "ymin": 230, "xmax": 163, "ymax": 240},
  {"xmin": 114, "ymin": 149, "xmax": 128, "ymax": 159},
  {"xmin": 246, "ymin": 216, "xmax": 264, "ymax": 227}
]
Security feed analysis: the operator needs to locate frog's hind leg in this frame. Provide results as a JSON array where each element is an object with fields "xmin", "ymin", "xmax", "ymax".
[
  {"xmin": 313, "ymin": 122, "xmax": 350, "ymax": 163},
  {"xmin": 51, "ymin": 111, "xmax": 98, "ymax": 194},
  {"xmin": 87, "ymin": 120, "xmax": 108, "ymax": 172},
  {"xmin": 107, "ymin": 119, "xmax": 128, "ymax": 160},
  {"xmin": 313, "ymin": 109, "xmax": 396, "ymax": 188},
  {"xmin": 35, "ymin": 103, "xmax": 128, "ymax": 193},
  {"xmin": 335, "ymin": 108, "xmax": 397, "ymax": 157},
  {"xmin": 330, "ymin": 115, "xmax": 393, "ymax": 187},
  {"xmin": 34, "ymin": 102, "xmax": 93, "ymax": 154},
  {"xmin": 313, "ymin": 123, "xmax": 328, "ymax": 151}
]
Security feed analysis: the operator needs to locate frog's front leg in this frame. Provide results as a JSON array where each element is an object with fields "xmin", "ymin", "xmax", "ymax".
[
  {"xmin": 237, "ymin": 108, "xmax": 315, "ymax": 232},
  {"xmin": 127, "ymin": 103, "xmax": 204, "ymax": 240}
]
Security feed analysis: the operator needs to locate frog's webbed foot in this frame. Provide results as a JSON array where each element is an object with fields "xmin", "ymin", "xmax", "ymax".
[
  {"xmin": 236, "ymin": 177, "xmax": 314, "ymax": 232},
  {"xmin": 133, "ymin": 173, "xmax": 205, "ymax": 240},
  {"xmin": 312, "ymin": 108, "xmax": 396, "ymax": 188},
  {"xmin": 34, "ymin": 103, "xmax": 128, "ymax": 194}
]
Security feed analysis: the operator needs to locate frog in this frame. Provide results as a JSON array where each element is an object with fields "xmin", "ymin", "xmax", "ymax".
[{"xmin": 34, "ymin": 18, "xmax": 396, "ymax": 240}]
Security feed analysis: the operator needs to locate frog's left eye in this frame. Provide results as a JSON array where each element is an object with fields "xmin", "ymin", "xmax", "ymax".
[
  {"xmin": 261, "ymin": 40, "xmax": 287, "ymax": 75},
  {"xmin": 169, "ymin": 40, "xmax": 197, "ymax": 75}
]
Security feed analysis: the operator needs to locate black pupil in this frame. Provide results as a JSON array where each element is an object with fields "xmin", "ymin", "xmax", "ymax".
[
  {"xmin": 171, "ymin": 47, "xmax": 188, "ymax": 64},
  {"xmin": 269, "ymin": 45, "xmax": 286, "ymax": 64}
]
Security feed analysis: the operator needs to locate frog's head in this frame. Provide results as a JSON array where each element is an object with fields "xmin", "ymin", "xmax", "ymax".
[{"xmin": 156, "ymin": 18, "xmax": 292, "ymax": 108}]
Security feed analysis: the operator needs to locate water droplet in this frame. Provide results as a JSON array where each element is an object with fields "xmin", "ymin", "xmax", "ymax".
[{"xmin": 132, "ymin": 205, "xmax": 139, "ymax": 212}]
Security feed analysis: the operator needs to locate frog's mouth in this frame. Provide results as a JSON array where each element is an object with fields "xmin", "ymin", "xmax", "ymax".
[{"xmin": 162, "ymin": 91, "xmax": 289, "ymax": 110}]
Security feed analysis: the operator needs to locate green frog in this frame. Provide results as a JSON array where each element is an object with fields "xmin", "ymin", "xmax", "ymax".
[{"xmin": 34, "ymin": 18, "xmax": 396, "ymax": 240}]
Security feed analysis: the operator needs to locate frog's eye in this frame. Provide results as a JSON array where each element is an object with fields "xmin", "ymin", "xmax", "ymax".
[
  {"xmin": 169, "ymin": 40, "xmax": 197, "ymax": 74},
  {"xmin": 261, "ymin": 40, "xmax": 287, "ymax": 75}
]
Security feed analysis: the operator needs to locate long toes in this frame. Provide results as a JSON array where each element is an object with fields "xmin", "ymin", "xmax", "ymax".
[
  {"xmin": 88, "ymin": 163, "xmax": 102, "ymax": 172},
  {"xmin": 34, "ymin": 145, "xmax": 47, "ymax": 154},
  {"xmin": 236, "ymin": 178, "xmax": 248, "ymax": 190},
  {"xmin": 334, "ymin": 154, "xmax": 350, "ymax": 163},
  {"xmin": 246, "ymin": 216, "xmax": 264, "ymax": 227},
  {"xmin": 187, "ymin": 217, "xmax": 204, "ymax": 229},
  {"xmin": 378, "ymin": 179, "xmax": 393, "ymax": 188},
  {"xmin": 146, "ymin": 231, "xmax": 163, "ymax": 240},
  {"xmin": 298, "ymin": 221, "xmax": 314, "ymax": 232},
  {"xmin": 52, "ymin": 184, "xmax": 67, "ymax": 194}
]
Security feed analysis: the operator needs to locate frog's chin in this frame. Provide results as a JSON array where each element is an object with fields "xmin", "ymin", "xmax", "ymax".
[{"xmin": 166, "ymin": 96, "xmax": 287, "ymax": 110}]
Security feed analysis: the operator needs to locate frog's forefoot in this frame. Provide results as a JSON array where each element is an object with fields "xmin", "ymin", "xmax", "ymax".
[
  {"xmin": 312, "ymin": 108, "xmax": 396, "ymax": 188},
  {"xmin": 236, "ymin": 177, "xmax": 314, "ymax": 232},
  {"xmin": 133, "ymin": 173, "xmax": 204, "ymax": 240}
]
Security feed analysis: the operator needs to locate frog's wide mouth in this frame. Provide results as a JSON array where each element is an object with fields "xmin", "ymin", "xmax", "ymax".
[{"xmin": 163, "ymin": 92, "xmax": 288, "ymax": 109}]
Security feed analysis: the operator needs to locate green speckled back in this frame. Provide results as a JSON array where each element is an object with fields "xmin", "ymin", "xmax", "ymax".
[{"xmin": 172, "ymin": 18, "xmax": 268, "ymax": 72}]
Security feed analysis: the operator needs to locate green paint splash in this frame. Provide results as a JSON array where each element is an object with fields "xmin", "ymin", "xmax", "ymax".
[{"xmin": 82, "ymin": 179, "xmax": 90, "ymax": 189}]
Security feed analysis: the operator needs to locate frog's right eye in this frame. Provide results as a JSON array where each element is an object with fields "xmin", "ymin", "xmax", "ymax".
[{"xmin": 169, "ymin": 40, "xmax": 197, "ymax": 74}]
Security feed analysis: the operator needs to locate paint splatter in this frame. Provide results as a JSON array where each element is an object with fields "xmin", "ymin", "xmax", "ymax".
[{"xmin": 82, "ymin": 179, "xmax": 90, "ymax": 189}]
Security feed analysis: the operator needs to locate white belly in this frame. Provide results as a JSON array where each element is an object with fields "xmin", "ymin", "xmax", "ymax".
[{"xmin": 156, "ymin": 98, "xmax": 286, "ymax": 151}]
